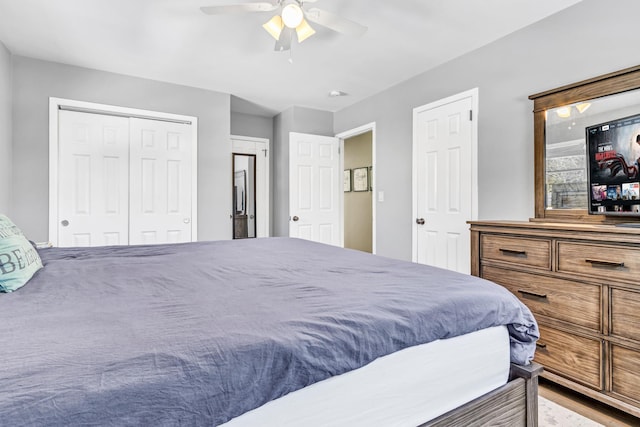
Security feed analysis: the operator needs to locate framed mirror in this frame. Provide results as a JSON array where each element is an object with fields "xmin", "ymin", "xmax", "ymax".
[
  {"xmin": 232, "ymin": 154, "xmax": 257, "ymax": 239},
  {"xmin": 530, "ymin": 65, "xmax": 640, "ymax": 222}
]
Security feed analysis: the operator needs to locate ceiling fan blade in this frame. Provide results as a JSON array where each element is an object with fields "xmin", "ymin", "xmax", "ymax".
[
  {"xmin": 200, "ymin": 3, "xmax": 278, "ymax": 15},
  {"xmin": 275, "ymin": 28, "xmax": 293, "ymax": 51},
  {"xmin": 305, "ymin": 7, "xmax": 367, "ymax": 37}
]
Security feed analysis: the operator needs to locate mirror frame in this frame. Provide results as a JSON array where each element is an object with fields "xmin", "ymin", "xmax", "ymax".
[
  {"xmin": 232, "ymin": 153, "xmax": 257, "ymax": 239},
  {"xmin": 529, "ymin": 65, "xmax": 640, "ymax": 222}
]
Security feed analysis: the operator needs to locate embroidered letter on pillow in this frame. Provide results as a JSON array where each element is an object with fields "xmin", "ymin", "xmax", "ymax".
[{"xmin": 0, "ymin": 214, "xmax": 43, "ymax": 292}]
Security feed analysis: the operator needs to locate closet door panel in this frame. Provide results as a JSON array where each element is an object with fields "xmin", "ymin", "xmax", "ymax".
[
  {"xmin": 58, "ymin": 110, "xmax": 129, "ymax": 247},
  {"xmin": 129, "ymin": 118, "xmax": 193, "ymax": 245}
]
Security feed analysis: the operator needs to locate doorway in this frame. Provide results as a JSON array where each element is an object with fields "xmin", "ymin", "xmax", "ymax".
[
  {"xmin": 231, "ymin": 135, "xmax": 270, "ymax": 238},
  {"xmin": 337, "ymin": 123, "xmax": 377, "ymax": 253},
  {"xmin": 343, "ymin": 131, "xmax": 373, "ymax": 253}
]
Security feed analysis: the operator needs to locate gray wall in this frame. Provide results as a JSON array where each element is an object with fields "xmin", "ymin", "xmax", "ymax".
[
  {"xmin": 273, "ymin": 106, "xmax": 334, "ymax": 236},
  {"xmin": 6, "ymin": 0, "xmax": 638, "ymax": 253},
  {"xmin": 0, "ymin": 42, "xmax": 11, "ymax": 216},
  {"xmin": 230, "ymin": 111, "xmax": 273, "ymax": 141},
  {"xmin": 12, "ymin": 56, "xmax": 232, "ymax": 242},
  {"xmin": 334, "ymin": 0, "xmax": 640, "ymax": 261}
]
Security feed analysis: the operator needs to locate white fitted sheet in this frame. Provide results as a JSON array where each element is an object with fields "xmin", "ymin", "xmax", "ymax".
[{"xmin": 222, "ymin": 325, "xmax": 510, "ymax": 427}]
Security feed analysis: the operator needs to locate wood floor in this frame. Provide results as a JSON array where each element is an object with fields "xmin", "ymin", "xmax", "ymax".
[{"xmin": 540, "ymin": 379, "xmax": 640, "ymax": 426}]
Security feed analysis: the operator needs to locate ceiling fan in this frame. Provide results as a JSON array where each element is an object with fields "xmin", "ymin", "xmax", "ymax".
[{"xmin": 200, "ymin": 0, "xmax": 367, "ymax": 51}]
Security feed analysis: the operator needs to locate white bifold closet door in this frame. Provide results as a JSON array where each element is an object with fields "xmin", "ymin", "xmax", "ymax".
[
  {"xmin": 129, "ymin": 118, "xmax": 193, "ymax": 245},
  {"xmin": 58, "ymin": 111, "xmax": 130, "ymax": 247},
  {"xmin": 57, "ymin": 110, "xmax": 193, "ymax": 247}
]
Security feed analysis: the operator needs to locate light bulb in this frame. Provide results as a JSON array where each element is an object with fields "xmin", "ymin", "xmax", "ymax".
[
  {"xmin": 556, "ymin": 106, "xmax": 571, "ymax": 118},
  {"xmin": 282, "ymin": 4, "xmax": 303, "ymax": 28},
  {"xmin": 263, "ymin": 15, "xmax": 284, "ymax": 40},
  {"xmin": 295, "ymin": 19, "xmax": 315, "ymax": 43},
  {"xmin": 576, "ymin": 102, "xmax": 591, "ymax": 114}
]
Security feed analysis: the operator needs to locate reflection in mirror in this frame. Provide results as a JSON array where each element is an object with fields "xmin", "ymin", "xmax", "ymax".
[
  {"xmin": 545, "ymin": 88, "xmax": 640, "ymax": 210},
  {"xmin": 233, "ymin": 154, "xmax": 256, "ymax": 239}
]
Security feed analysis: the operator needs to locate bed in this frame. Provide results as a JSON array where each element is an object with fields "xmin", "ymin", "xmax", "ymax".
[{"xmin": 0, "ymin": 237, "xmax": 541, "ymax": 426}]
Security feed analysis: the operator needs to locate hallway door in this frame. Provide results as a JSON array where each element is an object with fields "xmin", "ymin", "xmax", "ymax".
[
  {"xmin": 413, "ymin": 89, "xmax": 478, "ymax": 273},
  {"xmin": 289, "ymin": 132, "xmax": 341, "ymax": 246}
]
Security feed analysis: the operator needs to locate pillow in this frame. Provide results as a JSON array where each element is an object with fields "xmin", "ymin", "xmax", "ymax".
[{"xmin": 0, "ymin": 214, "xmax": 43, "ymax": 292}]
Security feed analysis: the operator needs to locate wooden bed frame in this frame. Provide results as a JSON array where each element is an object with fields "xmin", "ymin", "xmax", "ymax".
[{"xmin": 421, "ymin": 363, "xmax": 543, "ymax": 427}]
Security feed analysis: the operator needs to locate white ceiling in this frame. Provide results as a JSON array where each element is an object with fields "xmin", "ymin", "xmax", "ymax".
[{"xmin": 0, "ymin": 0, "xmax": 582, "ymax": 116}]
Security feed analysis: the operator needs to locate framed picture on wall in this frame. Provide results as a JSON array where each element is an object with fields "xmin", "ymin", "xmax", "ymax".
[
  {"xmin": 344, "ymin": 169, "xmax": 352, "ymax": 192},
  {"xmin": 368, "ymin": 166, "xmax": 373, "ymax": 191},
  {"xmin": 353, "ymin": 167, "xmax": 369, "ymax": 192}
]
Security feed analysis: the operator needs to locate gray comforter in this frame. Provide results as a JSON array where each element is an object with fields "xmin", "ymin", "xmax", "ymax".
[{"xmin": 0, "ymin": 238, "xmax": 538, "ymax": 426}]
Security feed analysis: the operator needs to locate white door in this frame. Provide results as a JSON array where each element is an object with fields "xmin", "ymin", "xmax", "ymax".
[
  {"xmin": 413, "ymin": 89, "xmax": 478, "ymax": 274},
  {"xmin": 231, "ymin": 136, "xmax": 270, "ymax": 238},
  {"xmin": 52, "ymin": 99, "xmax": 197, "ymax": 248},
  {"xmin": 289, "ymin": 132, "xmax": 341, "ymax": 246},
  {"xmin": 129, "ymin": 118, "xmax": 193, "ymax": 245},
  {"xmin": 58, "ymin": 110, "xmax": 130, "ymax": 247}
]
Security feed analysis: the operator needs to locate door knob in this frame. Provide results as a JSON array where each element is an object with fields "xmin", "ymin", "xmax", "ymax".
[
  {"xmin": 416, "ymin": 218, "xmax": 425, "ymax": 225},
  {"xmin": 292, "ymin": 216, "xmax": 299, "ymax": 222},
  {"xmin": 61, "ymin": 220, "xmax": 70, "ymax": 227},
  {"xmin": 183, "ymin": 218, "xmax": 191, "ymax": 224}
]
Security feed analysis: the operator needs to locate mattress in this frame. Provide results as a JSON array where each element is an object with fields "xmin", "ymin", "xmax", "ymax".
[
  {"xmin": 0, "ymin": 238, "xmax": 537, "ymax": 426},
  {"xmin": 223, "ymin": 325, "xmax": 510, "ymax": 427}
]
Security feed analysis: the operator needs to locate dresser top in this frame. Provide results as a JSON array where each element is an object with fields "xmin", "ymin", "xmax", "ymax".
[{"xmin": 468, "ymin": 220, "xmax": 640, "ymax": 237}]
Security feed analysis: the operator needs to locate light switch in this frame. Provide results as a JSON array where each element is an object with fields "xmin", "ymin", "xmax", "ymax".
[{"xmin": 378, "ymin": 191, "xmax": 384, "ymax": 202}]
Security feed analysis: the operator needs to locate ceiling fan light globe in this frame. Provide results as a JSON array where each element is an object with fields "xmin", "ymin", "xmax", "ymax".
[
  {"xmin": 263, "ymin": 15, "xmax": 284, "ymax": 40},
  {"xmin": 296, "ymin": 19, "xmax": 315, "ymax": 43},
  {"xmin": 282, "ymin": 4, "xmax": 304, "ymax": 28},
  {"xmin": 576, "ymin": 102, "xmax": 591, "ymax": 114},
  {"xmin": 556, "ymin": 106, "xmax": 571, "ymax": 118}
]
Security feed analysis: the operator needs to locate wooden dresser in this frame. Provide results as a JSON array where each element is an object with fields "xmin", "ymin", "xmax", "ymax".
[{"xmin": 469, "ymin": 220, "xmax": 640, "ymax": 418}]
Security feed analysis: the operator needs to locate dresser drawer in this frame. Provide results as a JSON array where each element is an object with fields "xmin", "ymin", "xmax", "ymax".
[
  {"xmin": 557, "ymin": 241, "xmax": 640, "ymax": 283},
  {"xmin": 482, "ymin": 266, "xmax": 601, "ymax": 331},
  {"xmin": 611, "ymin": 344, "xmax": 640, "ymax": 404},
  {"xmin": 481, "ymin": 235, "xmax": 551, "ymax": 270},
  {"xmin": 535, "ymin": 325, "xmax": 602, "ymax": 390},
  {"xmin": 610, "ymin": 288, "xmax": 640, "ymax": 341}
]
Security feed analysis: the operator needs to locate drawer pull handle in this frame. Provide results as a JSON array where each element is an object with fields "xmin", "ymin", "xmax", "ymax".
[
  {"xmin": 499, "ymin": 248, "xmax": 527, "ymax": 256},
  {"xmin": 536, "ymin": 343, "xmax": 547, "ymax": 349},
  {"xmin": 518, "ymin": 290, "xmax": 548, "ymax": 299},
  {"xmin": 585, "ymin": 259, "xmax": 625, "ymax": 268}
]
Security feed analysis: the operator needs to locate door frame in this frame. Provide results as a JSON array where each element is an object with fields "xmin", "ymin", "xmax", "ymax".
[
  {"xmin": 411, "ymin": 88, "xmax": 478, "ymax": 262},
  {"xmin": 48, "ymin": 97, "xmax": 199, "ymax": 246},
  {"xmin": 336, "ymin": 122, "xmax": 377, "ymax": 254},
  {"xmin": 231, "ymin": 135, "xmax": 270, "ymax": 238}
]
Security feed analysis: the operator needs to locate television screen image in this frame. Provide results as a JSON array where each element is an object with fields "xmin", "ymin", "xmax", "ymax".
[
  {"xmin": 586, "ymin": 112, "xmax": 640, "ymax": 215},
  {"xmin": 622, "ymin": 182, "xmax": 639, "ymax": 200},
  {"xmin": 591, "ymin": 184, "xmax": 607, "ymax": 201},
  {"xmin": 607, "ymin": 185, "xmax": 621, "ymax": 200}
]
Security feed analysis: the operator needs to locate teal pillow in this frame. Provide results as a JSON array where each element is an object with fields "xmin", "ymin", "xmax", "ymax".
[{"xmin": 0, "ymin": 214, "xmax": 43, "ymax": 292}]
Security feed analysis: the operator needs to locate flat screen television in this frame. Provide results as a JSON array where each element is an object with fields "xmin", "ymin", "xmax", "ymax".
[{"xmin": 586, "ymin": 112, "xmax": 640, "ymax": 216}]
